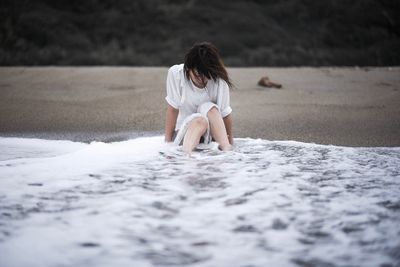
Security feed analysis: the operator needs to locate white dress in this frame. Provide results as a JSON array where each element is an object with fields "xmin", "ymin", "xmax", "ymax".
[{"xmin": 165, "ymin": 64, "xmax": 232, "ymax": 146}]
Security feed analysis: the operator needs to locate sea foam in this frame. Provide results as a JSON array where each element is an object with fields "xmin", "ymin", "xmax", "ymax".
[{"xmin": 0, "ymin": 136, "xmax": 399, "ymax": 267}]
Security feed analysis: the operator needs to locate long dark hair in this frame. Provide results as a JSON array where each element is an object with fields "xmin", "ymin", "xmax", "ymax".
[{"xmin": 184, "ymin": 42, "xmax": 233, "ymax": 88}]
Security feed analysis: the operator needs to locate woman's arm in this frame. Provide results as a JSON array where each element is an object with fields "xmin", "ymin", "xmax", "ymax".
[
  {"xmin": 165, "ymin": 104, "xmax": 179, "ymax": 142},
  {"xmin": 223, "ymin": 114, "xmax": 233, "ymax": 145}
]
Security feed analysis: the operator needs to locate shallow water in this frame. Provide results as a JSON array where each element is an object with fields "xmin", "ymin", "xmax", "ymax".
[{"xmin": 0, "ymin": 136, "xmax": 399, "ymax": 267}]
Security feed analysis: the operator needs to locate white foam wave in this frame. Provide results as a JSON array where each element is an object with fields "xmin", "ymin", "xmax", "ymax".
[{"xmin": 0, "ymin": 136, "xmax": 399, "ymax": 267}]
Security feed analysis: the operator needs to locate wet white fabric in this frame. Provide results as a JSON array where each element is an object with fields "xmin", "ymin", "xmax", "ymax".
[
  {"xmin": 165, "ymin": 64, "xmax": 232, "ymax": 132},
  {"xmin": 173, "ymin": 102, "xmax": 219, "ymax": 148}
]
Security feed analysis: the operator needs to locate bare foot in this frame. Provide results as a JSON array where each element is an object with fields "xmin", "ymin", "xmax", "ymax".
[
  {"xmin": 218, "ymin": 144, "xmax": 234, "ymax": 151},
  {"xmin": 182, "ymin": 147, "xmax": 193, "ymax": 156}
]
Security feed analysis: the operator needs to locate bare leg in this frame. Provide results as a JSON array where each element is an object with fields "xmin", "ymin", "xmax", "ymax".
[
  {"xmin": 207, "ymin": 107, "xmax": 233, "ymax": 151},
  {"xmin": 182, "ymin": 117, "xmax": 208, "ymax": 154}
]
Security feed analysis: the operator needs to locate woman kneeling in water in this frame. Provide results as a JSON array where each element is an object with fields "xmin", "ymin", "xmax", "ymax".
[{"xmin": 164, "ymin": 42, "xmax": 234, "ymax": 154}]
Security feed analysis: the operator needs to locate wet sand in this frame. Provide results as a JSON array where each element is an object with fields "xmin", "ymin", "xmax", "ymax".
[{"xmin": 0, "ymin": 67, "xmax": 399, "ymax": 146}]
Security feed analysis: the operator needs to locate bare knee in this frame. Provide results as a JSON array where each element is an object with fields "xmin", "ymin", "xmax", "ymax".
[
  {"xmin": 207, "ymin": 106, "xmax": 220, "ymax": 118},
  {"xmin": 191, "ymin": 117, "xmax": 208, "ymax": 130}
]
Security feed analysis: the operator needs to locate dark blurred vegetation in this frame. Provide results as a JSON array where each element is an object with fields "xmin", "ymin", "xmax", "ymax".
[{"xmin": 1, "ymin": 0, "xmax": 399, "ymax": 66}]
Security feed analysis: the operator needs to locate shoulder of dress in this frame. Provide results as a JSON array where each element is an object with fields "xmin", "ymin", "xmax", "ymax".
[
  {"xmin": 216, "ymin": 78, "xmax": 230, "ymax": 91},
  {"xmin": 168, "ymin": 64, "xmax": 184, "ymax": 75},
  {"xmin": 218, "ymin": 78, "xmax": 228, "ymax": 86}
]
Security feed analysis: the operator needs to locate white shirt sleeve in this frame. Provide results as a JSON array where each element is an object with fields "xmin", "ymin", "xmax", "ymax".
[
  {"xmin": 218, "ymin": 79, "xmax": 233, "ymax": 117},
  {"xmin": 165, "ymin": 66, "xmax": 181, "ymax": 109}
]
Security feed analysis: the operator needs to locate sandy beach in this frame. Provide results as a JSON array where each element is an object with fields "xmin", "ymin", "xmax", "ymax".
[
  {"xmin": 0, "ymin": 67, "xmax": 399, "ymax": 146},
  {"xmin": 1, "ymin": 67, "xmax": 400, "ymax": 267}
]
